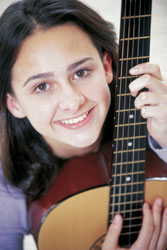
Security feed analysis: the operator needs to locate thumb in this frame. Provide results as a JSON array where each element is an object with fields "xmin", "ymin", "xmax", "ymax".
[{"xmin": 102, "ymin": 214, "xmax": 123, "ymax": 250}]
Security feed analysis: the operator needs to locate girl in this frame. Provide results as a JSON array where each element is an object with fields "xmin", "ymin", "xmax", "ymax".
[{"xmin": 0, "ymin": 0, "xmax": 167, "ymax": 249}]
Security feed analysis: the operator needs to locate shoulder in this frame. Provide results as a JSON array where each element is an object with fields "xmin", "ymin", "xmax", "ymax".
[
  {"xmin": 0, "ymin": 163, "xmax": 30, "ymax": 249},
  {"xmin": 148, "ymin": 135, "xmax": 167, "ymax": 164}
]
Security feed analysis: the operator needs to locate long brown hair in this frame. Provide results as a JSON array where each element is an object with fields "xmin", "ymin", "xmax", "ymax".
[{"xmin": 0, "ymin": 0, "xmax": 118, "ymax": 201}]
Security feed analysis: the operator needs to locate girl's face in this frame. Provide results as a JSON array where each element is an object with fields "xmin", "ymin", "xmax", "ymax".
[{"xmin": 7, "ymin": 23, "xmax": 113, "ymax": 158}]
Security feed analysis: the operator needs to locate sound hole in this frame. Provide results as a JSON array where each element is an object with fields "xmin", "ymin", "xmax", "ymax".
[{"xmin": 89, "ymin": 235, "xmax": 105, "ymax": 250}]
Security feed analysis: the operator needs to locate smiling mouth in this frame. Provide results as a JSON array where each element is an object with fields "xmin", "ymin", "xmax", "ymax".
[
  {"xmin": 60, "ymin": 111, "xmax": 89, "ymax": 125},
  {"xmin": 54, "ymin": 108, "xmax": 94, "ymax": 129}
]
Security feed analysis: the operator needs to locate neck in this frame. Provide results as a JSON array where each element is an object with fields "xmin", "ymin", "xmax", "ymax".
[{"xmin": 45, "ymin": 135, "xmax": 102, "ymax": 159}]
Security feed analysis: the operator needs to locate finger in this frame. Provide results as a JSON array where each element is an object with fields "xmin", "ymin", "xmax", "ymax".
[
  {"xmin": 102, "ymin": 214, "xmax": 123, "ymax": 250},
  {"xmin": 134, "ymin": 92, "xmax": 167, "ymax": 110},
  {"xmin": 148, "ymin": 198, "xmax": 163, "ymax": 250},
  {"xmin": 129, "ymin": 75, "xmax": 167, "ymax": 96},
  {"xmin": 132, "ymin": 203, "xmax": 154, "ymax": 249},
  {"xmin": 147, "ymin": 118, "xmax": 167, "ymax": 148},
  {"xmin": 129, "ymin": 63, "xmax": 162, "ymax": 80},
  {"xmin": 139, "ymin": 106, "xmax": 167, "ymax": 121},
  {"xmin": 156, "ymin": 207, "xmax": 167, "ymax": 250}
]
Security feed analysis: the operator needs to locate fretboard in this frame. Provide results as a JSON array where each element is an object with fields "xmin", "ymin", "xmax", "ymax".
[{"xmin": 109, "ymin": 0, "xmax": 152, "ymax": 247}]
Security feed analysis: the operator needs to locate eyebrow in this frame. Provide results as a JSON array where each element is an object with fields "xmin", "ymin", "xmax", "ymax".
[{"xmin": 23, "ymin": 57, "xmax": 93, "ymax": 87}]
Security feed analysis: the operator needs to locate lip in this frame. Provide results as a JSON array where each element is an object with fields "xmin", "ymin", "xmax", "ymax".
[{"xmin": 54, "ymin": 108, "xmax": 94, "ymax": 130}]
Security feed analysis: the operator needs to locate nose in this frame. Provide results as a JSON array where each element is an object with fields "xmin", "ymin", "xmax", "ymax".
[{"xmin": 58, "ymin": 85, "xmax": 86, "ymax": 113}]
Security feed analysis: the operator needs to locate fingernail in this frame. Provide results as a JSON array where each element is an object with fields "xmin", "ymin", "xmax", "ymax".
[
  {"xmin": 156, "ymin": 198, "xmax": 163, "ymax": 207},
  {"xmin": 144, "ymin": 202, "xmax": 150, "ymax": 209},
  {"xmin": 129, "ymin": 67, "xmax": 139, "ymax": 74},
  {"xmin": 113, "ymin": 214, "xmax": 121, "ymax": 224}
]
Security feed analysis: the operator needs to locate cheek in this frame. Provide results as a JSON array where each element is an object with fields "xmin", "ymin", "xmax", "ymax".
[
  {"xmin": 89, "ymin": 73, "xmax": 111, "ymax": 103},
  {"xmin": 91, "ymin": 81, "xmax": 111, "ymax": 106},
  {"xmin": 21, "ymin": 99, "xmax": 55, "ymax": 128}
]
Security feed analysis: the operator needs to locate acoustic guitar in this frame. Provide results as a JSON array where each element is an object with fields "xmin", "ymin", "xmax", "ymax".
[{"xmin": 29, "ymin": 0, "xmax": 167, "ymax": 249}]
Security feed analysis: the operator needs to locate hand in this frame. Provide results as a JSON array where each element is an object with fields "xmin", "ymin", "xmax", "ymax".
[
  {"xmin": 102, "ymin": 198, "xmax": 167, "ymax": 250},
  {"xmin": 129, "ymin": 63, "xmax": 167, "ymax": 148}
]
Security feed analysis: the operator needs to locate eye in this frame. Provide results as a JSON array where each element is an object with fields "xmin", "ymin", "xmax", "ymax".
[
  {"xmin": 34, "ymin": 82, "xmax": 50, "ymax": 93},
  {"xmin": 73, "ymin": 69, "xmax": 90, "ymax": 79}
]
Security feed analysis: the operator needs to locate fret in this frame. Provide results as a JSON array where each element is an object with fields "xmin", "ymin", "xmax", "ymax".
[
  {"xmin": 120, "ymin": 36, "xmax": 150, "ymax": 41},
  {"xmin": 114, "ymin": 138, "xmax": 146, "ymax": 152},
  {"xmin": 115, "ymin": 96, "xmax": 136, "ymax": 107},
  {"xmin": 110, "ymin": 165, "xmax": 145, "ymax": 177},
  {"xmin": 111, "ymin": 196, "xmax": 144, "ymax": 206},
  {"xmin": 117, "ymin": 93, "xmax": 131, "ymax": 97},
  {"xmin": 112, "ymin": 195, "xmax": 144, "ymax": 203},
  {"xmin": 122, "ymin": 14, "xmax": 151, "ymax": 19},
  {"xmin": 111, "ymin": 192, "xmax": 144, "ymax": 204},
  {"xmin": 113, "ymin": 160, "xmax": 145, "ymax": 166},
  {"xmin": 118, "ymin": 75, "xmax": 136, "ymax": 80},
  {"xmin": 120, "ymin": 16, "xmax": 151, "ymax": 39},
  {"xmin": 118, "ymin": 58, "xmax": 149, "ymax": 75},
  {"xmin": 113, "ymin": 171, "xmax": 145, "ymax": 182},
  {"xmin": 109, "ymin": 208, "xmax": 143, "ymax": 218},
  {"xmin": 113, "ymin": 148, "xmax": 146, "ymax": 154},
  {"xmin": 115, "ymin": 111, "xmax": 144, "ymax": 125},
  {"xmin": 114, "ymin": 151, "xmax": 145, "ymax": 162},
  {"xmin": 115, "ymin": 124, "xmax": 146, "ymax": 138},
  {"xmin": 110, "ymin": 203, "xmax": 143, "ymax": 213},
  {"xmin": 113, "ymin": 150, "xmax": 145, "ymax": 162},
  {"xmin": 110, "ymin": 214, "xmax": 143, "ymax": 223},
  {"xmin": 116, "ymin": 108, "xmax": 137, "ymax": 112},
  {"xmin": 112, "ymin": 181, "xmax": 144, "ymax": 188},
  {"xmin": 111, "ymin": 183, "xmax": 144, "ymax": 195},
  {"xmin": 119, "ymin": 56, "xmax": 149, "ymax": 61},
  {"xmin": 115, "ymin": 121, "xmax": 147, "ymax": 127},
  {"xmin": 109, "ymin": 207, "xmax": 142, "ymax": 215},
  {"xmin": 108, "ymin": 216, "xmax": 143, "ymax": 228},
  {"xmin": 112, "ymin": 171, "xmax": 144, "ymax": 177},
  {"xmin": 123, "ymin": 223, "xmax": 142, "ymax": 228},
  {"xmin": 123, "ymin": 216, "xmax": 142, "ymax": 221},
  {"xmin": 110, "ymin": 199, "xmax": 143, "ymax": 206},
  {"xmin": 121, "ymin": 231, "xmax": 140, "ymax": 236},
  {"xmin": 114, "ymin": 135, "xmax": 146, "ymax": 141},
  {"xmin": 111, "ymin": 190, "xmax": 143, "ymax": 197},
  {"xmin": 118, "ymin": 39, "xmax": 150, "ymax": 59}
]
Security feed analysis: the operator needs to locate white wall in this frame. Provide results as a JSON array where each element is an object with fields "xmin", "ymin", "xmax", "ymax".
[
  {"xmin": 0, "ymin": 1, "xmax": 166, "ymax": 249},
  {"xmin": 82, "ymin": 0, "xmax": 167, "ymax": 80},
  {"xmin": 0, "ymin": 0, "xmax": 166, "ymax": 78}
]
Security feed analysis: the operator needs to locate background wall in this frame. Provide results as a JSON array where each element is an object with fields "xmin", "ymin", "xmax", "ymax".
[
  {"xmin": 0, "ymin": 1, "xmax": 166, "ymax": 249},
  {"xmin": 0, "ymin": 0, "xmax": 166, "ymax": 78}
]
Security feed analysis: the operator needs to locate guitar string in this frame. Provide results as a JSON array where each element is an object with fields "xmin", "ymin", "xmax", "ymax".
[
  {"xmin": 128, "ymin": 0, "xmax": 137, "ymax": 243},
  {"xmin": 124, "ymin": 0, "xmax": 132, "ymax": 243},
  {"xmin": 112, "ymin": 0, "xmax": 126, "ymax": 226},
  {"xmin": 136, "ymin": 0, "xmax": 151, "ymax": 233},
  {"xmin": 119, "ymin": 0, "xmax": 128, "ymax": 229},
  {"xmin": 135, "ymin": 0, "xmax": 142, "ymax": 238},
  {"xmin": 120, "ymin": 0, "xmax": 129, "ymax": 234},
  {"xmin": 138, "ymin": 0, "xmax": 145, "ymax": 231}
]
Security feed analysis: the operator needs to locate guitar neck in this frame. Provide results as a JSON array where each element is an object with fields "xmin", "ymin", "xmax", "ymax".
[{"xmin": 109, "ymin": 0, "xmax": 152, "ymax": 247}]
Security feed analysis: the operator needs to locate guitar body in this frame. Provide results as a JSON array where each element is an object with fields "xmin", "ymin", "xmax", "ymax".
[
  {"xmin": 29, "ymin": 150, "xmax": 167, "ymax": 250},
  {"xmin": 37, "ymin": 179, "xmax": 167, "ymax": 250},
  {"xmin": 38, "ymin": 186, "xmax": 109, "ymax": 250}
]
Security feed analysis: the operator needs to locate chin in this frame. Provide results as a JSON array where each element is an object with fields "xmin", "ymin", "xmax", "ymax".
[{"xmin": 70, "ymin": 134, "xmax": 100, "ymax": 150}]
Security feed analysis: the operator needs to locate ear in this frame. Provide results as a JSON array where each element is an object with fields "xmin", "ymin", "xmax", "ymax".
[
  {"xmin": 6, "ymin": 93, "xmax": 26, "ymax": 118},
  {"xmin": 103, "ymin": 52, "xmax": 113, "ymax": 84}
]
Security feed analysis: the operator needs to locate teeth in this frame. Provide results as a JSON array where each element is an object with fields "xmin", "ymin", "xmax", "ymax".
[{"xmin": 61, "ymin": 112, "xmax": 88, "ymax": 125}]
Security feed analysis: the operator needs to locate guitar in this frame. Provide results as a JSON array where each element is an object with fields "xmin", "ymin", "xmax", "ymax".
[{"xmin": 29, "ymin": 0, "xmax": 167, "ymax": 249}]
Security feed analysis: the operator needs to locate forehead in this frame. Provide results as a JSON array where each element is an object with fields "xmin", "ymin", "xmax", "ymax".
[{"xmin": 12, "ymin": 23, "xmax": 99, "ymax": 82}]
